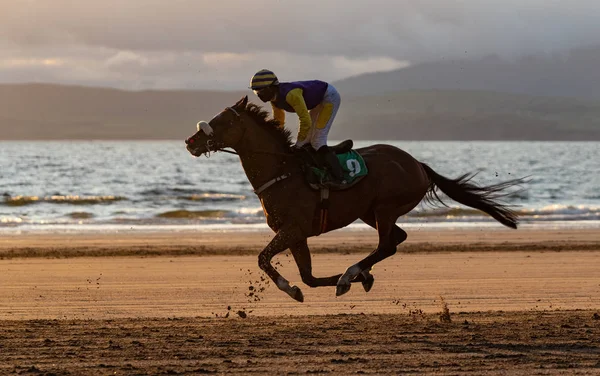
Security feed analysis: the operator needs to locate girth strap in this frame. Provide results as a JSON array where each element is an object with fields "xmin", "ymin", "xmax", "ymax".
[
  {"xmin": 253, "ymin": 173, "xmax": 292, "ymax": 196},
  {"xmin": 318, "ymin": 187, "xmax": 330, "ymax": 235}
]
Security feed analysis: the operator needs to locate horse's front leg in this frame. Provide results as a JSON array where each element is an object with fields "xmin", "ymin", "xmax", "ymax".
[{"xmin": 258, "ymin": 227, "xmax": 305, "ymax": 302}]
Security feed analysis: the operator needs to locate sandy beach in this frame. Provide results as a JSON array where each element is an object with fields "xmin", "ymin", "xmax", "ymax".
[
  {"xmin": 1, "ymin": 227, "xmax": 599, "ymax": 374},
  {"xmin": 1, "ymin": 228, "xmax": 599, "ymax": 319}
]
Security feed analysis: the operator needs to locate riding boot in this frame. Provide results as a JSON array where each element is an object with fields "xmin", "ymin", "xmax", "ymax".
[{"xmin": 318, "ymin": 146, "xmax": 344, "ymax": 183}]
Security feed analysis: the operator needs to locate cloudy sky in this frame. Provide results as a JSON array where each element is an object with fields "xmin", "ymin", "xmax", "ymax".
[{"xmin": 1, "ymin": 0, "xmax": 599, "ymax": 90}]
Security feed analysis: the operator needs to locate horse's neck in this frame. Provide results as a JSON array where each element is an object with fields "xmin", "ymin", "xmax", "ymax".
[{"xmin": 236, "ymin": 125, "xmax": 290, "ymax": 190}]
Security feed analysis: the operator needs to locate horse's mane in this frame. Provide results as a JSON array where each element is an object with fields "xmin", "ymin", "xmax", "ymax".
[{"xmin": 244, "ymin": 102, "xmax": 294, "ymax": 148}]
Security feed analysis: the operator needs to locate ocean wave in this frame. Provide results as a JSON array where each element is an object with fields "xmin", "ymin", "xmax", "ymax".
[
  {"xmin": 235, "ymin": 207, "xmax": 265, "ymax": 216},
  {"xmin": 408, "ymin": 208, "xmax": 482, "ymax": 217},
  {"xmin": 153, "ymin": 204, "xmax": 599, "ymax": 223},
  {"xmin": 138, "ymin": 188, "xmax": 246, "ymax": 202},
  {"xmin": 0, "ymin": 216, "xmax": 24, "ymax": 226},
  {"xmin": 139, "ymin": 188, "xmax": 198, "ymax": 196},
  {"xmin": 156, "ymin": 209, "xmax": 230, "ymax": 219},
  {"xmin": 68, "ymin": 212, "xmax": 95, "ymax": 219},
  {"xmin": 4, "ymin": 195, "xmax": 126, "ymax": 206},
  {"xmin": 183, "ymin": 193, "xmax": 246, "ymax": 202},
  {"xmin": 518, "ymin": 204, "xmax": 599, "ymax": 216},
  {"xmin": 2, "ymin": 203, "xmax": 598, "ymax": 229},
  {"xmin": 409, "ymin": 205, "xmax": 599, "ymax": 220}
]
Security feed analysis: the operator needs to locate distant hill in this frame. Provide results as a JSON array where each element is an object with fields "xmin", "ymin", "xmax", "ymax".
[
  {"xmin": 333, "ymin": 45, "xmax": 600, "ymax": 99},
  {"xmin": 331, "ymin": 90, "xmax": 600, "ymax": 140},
  {"xmin": 1, "ymin": 83, "xmax": 599, "ymax": 140},
  {"xmin": 0, "ymin": 84, "xmax": 246, "ymax": 140}
]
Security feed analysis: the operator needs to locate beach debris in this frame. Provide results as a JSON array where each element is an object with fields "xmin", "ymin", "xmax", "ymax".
[
  {"xmin": 244, "ymin": 269, "xmax": 269, "ymax": 303},
  {"xmin": 439, "ymin": 296, "xmax": 452, "ymax": 323}
]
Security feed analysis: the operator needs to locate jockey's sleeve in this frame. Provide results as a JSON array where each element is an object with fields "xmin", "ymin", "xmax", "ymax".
[
  {"xmin": 271, "ymin": 102, "xmax": 285, "ymax": 128},
  {"xmin": 285, "ymin": 88, "xmax": 312, "ymax": 142}
]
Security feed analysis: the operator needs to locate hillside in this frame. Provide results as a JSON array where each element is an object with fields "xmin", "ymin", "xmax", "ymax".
[
  {"xmin": 333, "ymin": 45, "xmax": 600, "ymax": 99},
  {"xmin": 331, "ymin": 90, "xmax": 600, "ymax": 140},
  {"xmin": 1, "ymin": 84, "xmax": 599, "ymax": 140},
  {"xmin": 0, "ymin": 84, "xmax": 246, "ymax": 140}
]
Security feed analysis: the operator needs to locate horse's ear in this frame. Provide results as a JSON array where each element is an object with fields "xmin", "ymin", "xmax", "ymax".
[{"xmin": 234, "ymin": 96, "xmax": 248, "ymax": 111}]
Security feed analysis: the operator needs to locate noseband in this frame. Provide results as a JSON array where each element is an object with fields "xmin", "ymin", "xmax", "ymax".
[{"xmin": 194, "ymin": 107, "xmax": 243, "ymax": 156}]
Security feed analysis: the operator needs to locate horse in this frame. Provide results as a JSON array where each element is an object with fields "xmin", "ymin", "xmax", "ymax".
[{"xmin": 185, "ymin": 96, "xmax": 523, "ymax": 302}]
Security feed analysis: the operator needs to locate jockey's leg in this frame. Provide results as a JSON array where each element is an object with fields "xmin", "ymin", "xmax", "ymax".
[
  {"xmin": 308, "ymin": 104, "xmax": 321, "ymax": 140},
  {"xmin": 312, "ymin": 85, "xmax": 343, "ymax": 182},
  {"xmin": 296, "ymin": 105, "xmax": 320, "ymax": 149},
  {"xmin": 311, "ymin": 84, "xmax": 341, "ymax": 150},
  {"xmin": 317, "ymin": 146, "xmax": 344, "ymax": 182}
]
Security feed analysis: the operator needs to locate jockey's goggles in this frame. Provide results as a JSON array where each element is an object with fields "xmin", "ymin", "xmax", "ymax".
[{"xmin": 252, "ymin": 88, "xmax": 267, "ymax": 96}]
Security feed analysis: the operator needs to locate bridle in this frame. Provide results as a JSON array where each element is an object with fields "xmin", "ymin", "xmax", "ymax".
[
  {"xmin": 194, "ymin": 106, "xmax": 244, "ymax": 156},
  {"xmin": 189, "ymin": 106, "xmax": 295, "ymax": 195},
  {"xmin": 194, "ymin": 106, "xmax": 292, "ymax": 158}
]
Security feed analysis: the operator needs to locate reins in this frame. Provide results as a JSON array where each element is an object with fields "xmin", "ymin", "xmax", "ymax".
[
  {"xmin": 208, "ymin": 106, "xmax": 294, "ymax": 159},
  {"xmin": 214, "ymin": 147, "xmax": 293, "ymax": 158}
]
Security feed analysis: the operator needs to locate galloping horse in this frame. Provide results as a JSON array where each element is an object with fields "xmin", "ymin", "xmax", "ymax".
[{"xmin": 185, "ymin": 96, "xmax": 523, "ymax": 302}]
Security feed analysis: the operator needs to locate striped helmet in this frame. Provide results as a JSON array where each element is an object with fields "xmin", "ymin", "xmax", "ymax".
[{"xmin": 249, "ymin": 69, "xmax": 279, "ymax": 90}]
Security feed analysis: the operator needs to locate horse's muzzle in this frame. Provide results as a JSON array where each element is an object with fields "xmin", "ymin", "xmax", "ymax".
[{"xmin": 186, "ymin": 143, "xmax": 207, "ymax": 157}]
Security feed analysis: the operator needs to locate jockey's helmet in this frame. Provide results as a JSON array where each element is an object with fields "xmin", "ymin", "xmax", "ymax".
[{"xmin": 250, "ymin": 69, "xmax": 279, "ymax": 90}]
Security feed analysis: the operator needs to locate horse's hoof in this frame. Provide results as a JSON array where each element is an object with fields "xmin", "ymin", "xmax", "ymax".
[
  {"xmin": 336, "ymin": 282, "xmax": 351, "ymax": 297},
  {"xmin": 362, "ymin": 273, "xmax": 375, "ymax": 293},
  {"xmin": 290, "ymin": 286, "xmax": 304, "ymax": 303}
]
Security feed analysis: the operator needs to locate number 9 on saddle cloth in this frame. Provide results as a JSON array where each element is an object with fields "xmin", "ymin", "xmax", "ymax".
[{"xmin": 296, "ymin": 140, "xmax": 368, "ymax": 190}]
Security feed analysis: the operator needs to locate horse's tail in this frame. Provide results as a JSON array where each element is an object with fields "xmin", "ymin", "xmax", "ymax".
[{"xmin": 420, "ymin": 163, "xmax": 524, "ymax": 229}]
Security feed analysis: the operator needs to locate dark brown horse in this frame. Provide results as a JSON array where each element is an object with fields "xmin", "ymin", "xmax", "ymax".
[{"xmin": 185, "ymin": 96, "xmax": 523, "ymax": 302}]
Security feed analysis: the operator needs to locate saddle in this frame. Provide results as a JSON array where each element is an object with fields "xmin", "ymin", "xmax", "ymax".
[
  {"xmin": 330, "ymin": 139, "xmax": 354, "ymax": 154},
  {"xmin": 296, "ymin": 140, "xmax": 368, "ymax": 191}
]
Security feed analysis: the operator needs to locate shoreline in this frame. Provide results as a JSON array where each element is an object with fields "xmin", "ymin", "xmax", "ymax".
[
  {"xmin": 2, "ymin": 219, "xmax": 599, "ymax": 233},
  {"xmin": 1, "ymin": 227, "xmax": 598, "ymax": 258}
]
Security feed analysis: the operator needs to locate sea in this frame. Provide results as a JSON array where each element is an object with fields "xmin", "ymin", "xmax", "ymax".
[{"xmin": 0, "ymin": 141, "xmax": 598, "ymax": 233}]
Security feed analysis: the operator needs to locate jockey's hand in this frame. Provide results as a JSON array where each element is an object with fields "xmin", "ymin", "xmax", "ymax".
[
  {"xmin": 291, "ymin": 144, "xmax": 304, "ymax": 154},
  {"xmin": 294, "ymin": 143, "xmax": 312, "ymax": 150}
]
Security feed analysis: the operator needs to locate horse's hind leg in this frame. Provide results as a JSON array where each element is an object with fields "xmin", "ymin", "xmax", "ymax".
[
  {"xmin": 289, "ymin": 240, "xmax": 368, "ymax": 288},
  {"xmin": 360, "ymin": 211, "xmax": 408, "ymax": 247},
  {"xmin": 336, "ymin": 210, "xmax": 399, "ymax": 297},
  {"xmin": 355, "ymin": 212, "xmax": 408, "ymax": 292}
]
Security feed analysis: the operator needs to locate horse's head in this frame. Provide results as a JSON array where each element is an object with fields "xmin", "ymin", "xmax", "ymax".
[{"xmin": 185, "ymin": 96, "xmax": 248, "ymax": 157}]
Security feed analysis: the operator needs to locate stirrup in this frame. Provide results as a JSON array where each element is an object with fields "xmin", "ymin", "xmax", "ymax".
[{"xmin": 326, "ymin": 171, "xmax": 346, "ymax": 185}]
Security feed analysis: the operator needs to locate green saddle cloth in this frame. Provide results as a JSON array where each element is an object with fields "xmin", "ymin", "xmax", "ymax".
[{"xmin": 309, "ymin": 150, "xmax": 368, "ymax": 187}]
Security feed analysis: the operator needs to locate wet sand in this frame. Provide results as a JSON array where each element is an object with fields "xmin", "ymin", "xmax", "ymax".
[
  {"xmin": 1, "ymin": 227, "xmax": 598, "ymax": 257},
  {"xmin": 1, "ymin": 228, "xmax": 599, "ymax": 374}
]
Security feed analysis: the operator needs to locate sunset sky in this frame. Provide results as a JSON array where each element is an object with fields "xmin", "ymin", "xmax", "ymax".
[{"xmin": 1, "ymin": 0, "xmax": 599, "ymax": 90}]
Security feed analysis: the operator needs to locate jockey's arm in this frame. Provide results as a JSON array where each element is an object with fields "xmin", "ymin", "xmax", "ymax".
[
  {"xmin": 271, "ymin": 103, "xmax": 285, "ymax": 128},
  {"xmin": 285, "ymin": 88, "xmax": 312, "ymax": 144}
]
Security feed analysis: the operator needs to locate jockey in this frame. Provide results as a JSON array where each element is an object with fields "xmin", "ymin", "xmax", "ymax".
[{"xmin": 249, "ymin": 69, "xmax": 344, "ymax": 183}]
